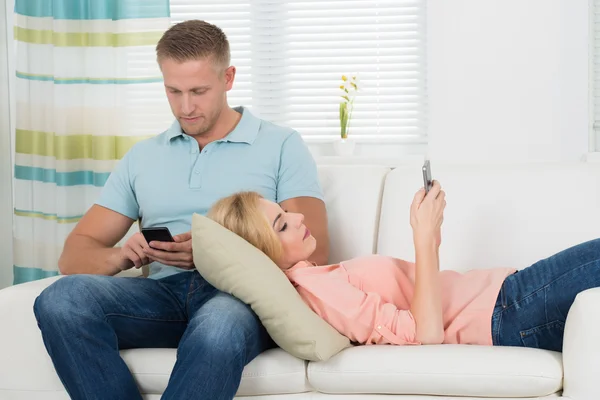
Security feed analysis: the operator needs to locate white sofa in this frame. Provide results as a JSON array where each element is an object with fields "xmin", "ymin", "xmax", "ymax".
[{"xmin": 1, "ymin": 161, "xmax": 599, "ymax": 400}]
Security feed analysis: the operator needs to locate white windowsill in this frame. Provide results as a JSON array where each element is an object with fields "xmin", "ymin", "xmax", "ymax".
[
  {"xmin": 584, "ymin": 152, "xmax": 600, "ymax": 162},
  {"xmin": 302, "ymin": 135, "xmax": 427, "ymax": 144},
  {"xmin": 304, "ymin": 135, "xmax": 428, "ymax": 165},
  {"xmin": 315, "ymin": 155, "xmax": 424, "ymax": 167}
]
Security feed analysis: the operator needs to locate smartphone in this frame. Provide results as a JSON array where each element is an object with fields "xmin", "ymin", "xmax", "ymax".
[
  {"xmin": 141, "ymin": 227, "xmax": 175, "ymax": 246},
  {"xmin": 422, "ymin": 160, "xmax": 433, "ymax": 194}
]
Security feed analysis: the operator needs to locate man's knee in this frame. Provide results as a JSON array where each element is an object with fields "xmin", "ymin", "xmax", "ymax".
[
  {"xmin": 34, "ymin": 275, "xmax": 102, "ymax": 326},
  {"xmin": 187, "ymin": 293, "xmax": 269, "ymax": 357}
]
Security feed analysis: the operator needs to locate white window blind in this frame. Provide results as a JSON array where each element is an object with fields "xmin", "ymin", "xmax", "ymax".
[{"xmin": 161, "ymin": 0, "xmax": 428, "ymax": 141}]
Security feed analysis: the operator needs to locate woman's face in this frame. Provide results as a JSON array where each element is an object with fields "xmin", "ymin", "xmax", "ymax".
[{"xmin": 259, "ymin": 199, "xmax": 317, "ymax": 270}]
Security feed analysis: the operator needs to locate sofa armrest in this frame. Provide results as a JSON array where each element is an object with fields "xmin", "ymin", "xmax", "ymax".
[
  {"xmin": 562, "ymin": 286, "xmax": 600, "ymax": 400},
  {"xmin": 0, "ymin": 276, "xmax": 66, "ymax": 392}
]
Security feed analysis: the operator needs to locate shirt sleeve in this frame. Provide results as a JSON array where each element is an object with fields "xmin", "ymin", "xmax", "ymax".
[
  {"xmin": 276, "ymin": 131, "xmax": 324, "ymax": 203},
  {"xmin": 95, "ymin": 147, "xmax": 140, "ymax": 221},
  {"xmin": 292, "ymin": 271, "xmax": 421, "ymax": 346}
]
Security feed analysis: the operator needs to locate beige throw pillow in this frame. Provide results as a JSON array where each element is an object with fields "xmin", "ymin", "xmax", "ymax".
[{"xmin": 191, "ymin": 213, "xmax": 351, "ymax": 361}]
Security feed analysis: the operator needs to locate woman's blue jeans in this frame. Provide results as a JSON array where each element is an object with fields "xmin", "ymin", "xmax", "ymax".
[
  {"xmin": 492, "ymin": 238, "xmax": 600, "ymax": 352},
  {"xmin": 33, "ymin": 270, "xmax": 275, "ymax": 400}
]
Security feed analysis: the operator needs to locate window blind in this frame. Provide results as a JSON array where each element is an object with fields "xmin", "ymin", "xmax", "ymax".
[{"xmin": 157, "ymin": 0, "xmax": 428, "ymax": 140}]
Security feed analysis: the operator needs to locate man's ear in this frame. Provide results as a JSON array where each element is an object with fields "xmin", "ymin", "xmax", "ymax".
[{"xmin": 224, "ymin": 65, "xmax": 236, "ymax": 90}]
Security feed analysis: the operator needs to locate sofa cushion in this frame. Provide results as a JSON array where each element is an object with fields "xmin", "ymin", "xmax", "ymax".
[
  {"xmin": 191, "ymin": 213, "xmax": 351, "ymax": 361},
  {"xmin": 121, "ymin": 348, "xmax": 312, "ymax": 396},
  {"xmin": 307, "ymin": 345, "xmax": 563, "ymax": 397}
]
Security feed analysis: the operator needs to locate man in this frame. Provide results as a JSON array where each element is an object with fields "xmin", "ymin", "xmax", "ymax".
[{"xmin": 33, "ymin": 20, "xmax": 329, "ymax": 400}]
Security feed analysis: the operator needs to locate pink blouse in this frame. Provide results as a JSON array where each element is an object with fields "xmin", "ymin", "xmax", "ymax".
[{"xmin": 284, "ymin": 254, "xmax": 516, "ymax": 346}]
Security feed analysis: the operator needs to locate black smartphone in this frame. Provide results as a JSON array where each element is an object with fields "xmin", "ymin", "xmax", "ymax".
[
  {"xmin": 422, "ymin": 159, "xmax": 433, "ymax": 194},
  {"xmin": 141, "ymin": 227, "xmax": 175, "ymax": 246}
]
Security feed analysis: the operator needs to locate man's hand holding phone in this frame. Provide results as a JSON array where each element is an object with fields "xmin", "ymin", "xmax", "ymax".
[
  {"xmin": 113, "ymin": 232, "xmax": 152, "ymax": 271},
  {"xmin": 143, "ymin": 231, "xmax": 195, "ymax": 269}
]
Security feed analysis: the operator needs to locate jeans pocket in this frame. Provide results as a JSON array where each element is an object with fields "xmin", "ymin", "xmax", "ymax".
[{"xmin": 519, "ymin": 320, "xmax": 565, "ymax": 352}]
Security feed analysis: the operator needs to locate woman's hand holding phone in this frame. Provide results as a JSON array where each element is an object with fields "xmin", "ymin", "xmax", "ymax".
[{"xmin": 410, "ymin": 180, "xmax": 446, "ymax": 248}]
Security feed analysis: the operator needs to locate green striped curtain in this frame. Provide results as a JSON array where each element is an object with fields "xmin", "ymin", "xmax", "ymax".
[{"xmin": 13, "ymin": 0, "xmax": 171, "ymax": 284}]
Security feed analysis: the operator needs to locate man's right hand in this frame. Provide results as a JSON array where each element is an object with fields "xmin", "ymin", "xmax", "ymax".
[{"xmin": 115, "ymin": 232, "xmax": 151, "ymax": 271}]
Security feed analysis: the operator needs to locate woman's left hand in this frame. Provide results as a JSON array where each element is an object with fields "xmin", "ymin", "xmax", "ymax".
[{"xmin": 410, "ymin": 181, "xmax": 446, "ymax": 248}]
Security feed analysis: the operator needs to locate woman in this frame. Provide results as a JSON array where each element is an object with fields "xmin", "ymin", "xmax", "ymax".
[{"xmin": 207, "ymin": 181, "xmax": 600, "ymax": 352}]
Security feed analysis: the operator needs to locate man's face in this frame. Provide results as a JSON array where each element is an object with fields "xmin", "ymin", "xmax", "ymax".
[{"xmin": 160, "ymin": 57, "xmax": 235, "ymax": 136}]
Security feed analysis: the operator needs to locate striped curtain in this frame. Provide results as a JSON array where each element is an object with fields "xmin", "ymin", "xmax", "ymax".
[{"xmin": 12, "ymin": 0, "xmax": 172, "ymax": 284}]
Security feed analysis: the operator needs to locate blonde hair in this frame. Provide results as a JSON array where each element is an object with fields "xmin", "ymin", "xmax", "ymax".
[
  {"xmin": 156, "ymin": 20, "xmax": 231, "ymax": 71},
  {"xmin": 207, "ymin": 191, "xmax": 283, "ymax": 263}
]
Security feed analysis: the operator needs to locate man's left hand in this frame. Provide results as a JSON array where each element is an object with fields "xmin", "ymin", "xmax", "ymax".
[{"xmin": 143, "ymin": 231, "xmax": 194, "ymax": 269}]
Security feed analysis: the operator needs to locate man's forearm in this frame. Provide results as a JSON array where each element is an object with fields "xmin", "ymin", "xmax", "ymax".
[
  {"xmin": 410, "ymin": 239, "xmax": 444, "ymax": 344},
  {"xmin": 58, "ymin": 234, "xmax": 123, "ymax": 276}
]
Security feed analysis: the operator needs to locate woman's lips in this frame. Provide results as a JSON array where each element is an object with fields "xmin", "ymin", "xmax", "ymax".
[{"xmin": 304, "ymin": 228, "xmax": 310, "ymax": 239}]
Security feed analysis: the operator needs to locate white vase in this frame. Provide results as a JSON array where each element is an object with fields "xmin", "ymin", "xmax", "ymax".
[{"xmin": 332, "ymin": 138, "xmax": 356, "ymax": 156}]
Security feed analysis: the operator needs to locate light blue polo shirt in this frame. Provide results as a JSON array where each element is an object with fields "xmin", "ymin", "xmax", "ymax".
[{"xmin": 96, "ymin": 106, "xmax": 323, "ymax": 279}]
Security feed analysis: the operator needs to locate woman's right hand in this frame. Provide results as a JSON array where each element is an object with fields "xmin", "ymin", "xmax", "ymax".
[{"xmin": 410, "ymin": 180, "xmax": 446, "ymax": 247}]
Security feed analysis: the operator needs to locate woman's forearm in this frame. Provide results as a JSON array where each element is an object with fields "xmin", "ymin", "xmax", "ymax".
[{"xmin": 410, "ymin": 238, "xmax": 444, "ymax": 344}]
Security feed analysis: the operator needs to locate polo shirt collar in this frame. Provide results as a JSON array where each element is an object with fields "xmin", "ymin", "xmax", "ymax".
[
  {"xmin": 166, "ymin": 120, "xmax": 184, "ymax": 142},
  {"xmin": 221, "ymin": 106, "xmax": 260, "ymax": 144},
  {"xmin": 166, "ymin": 106, "xmax": 260, "ymax": 145}
]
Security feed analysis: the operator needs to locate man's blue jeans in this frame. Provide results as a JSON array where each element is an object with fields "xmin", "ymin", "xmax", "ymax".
[
  {"xmin": 33, "ymin": 270, "xmax": 275, "ymax": 400},
  {"xmin": 492, "ymin": 238, "xmax": 600, "ymax": 352}
]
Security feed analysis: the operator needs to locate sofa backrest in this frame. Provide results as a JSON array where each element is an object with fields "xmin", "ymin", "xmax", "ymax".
[
  {"xmin": 317, "ymin": 165, "xmax": 390, "ymax": 263},
  {"xmin": 377, "ymin": 162, "xmax": 600, "ymax": 272}
]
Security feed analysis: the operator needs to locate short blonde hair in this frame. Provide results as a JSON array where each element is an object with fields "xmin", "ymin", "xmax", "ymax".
[
  {"xmin": 156, "ymin": 20, "xmax": 231, "ymax": 71},
  {"xmin": 207, "ymin": 191, "xmax": 283, "ymax": 263}
]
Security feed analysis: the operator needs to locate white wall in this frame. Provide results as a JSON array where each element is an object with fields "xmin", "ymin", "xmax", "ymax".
[
  {"xmin": 0, "ymin": 0, "xmax": 14, "ymax": 290},
  {"xmin": 427, "ymin": 0, "xmax": 590, "ymax": 164}
]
